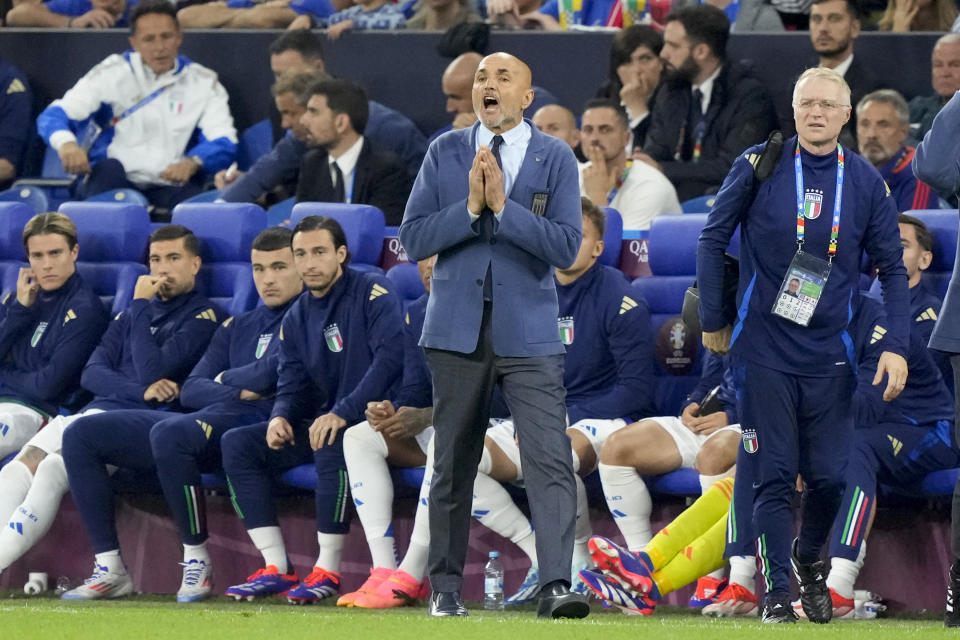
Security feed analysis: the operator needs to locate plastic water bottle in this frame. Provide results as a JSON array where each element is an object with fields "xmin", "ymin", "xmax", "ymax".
[{"xmin": 484, "ymin": 551, "xmax": 504, "ymax": 611}]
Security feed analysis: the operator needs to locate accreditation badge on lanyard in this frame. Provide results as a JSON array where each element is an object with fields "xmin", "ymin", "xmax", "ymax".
[{"xmin": 771, "ymin": 142, "xmax": 844, "ymax": 327}]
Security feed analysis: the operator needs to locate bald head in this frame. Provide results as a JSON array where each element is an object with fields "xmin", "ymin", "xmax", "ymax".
[
  {"xmin": 472, "ymin": 52, "xmax": 534, "ymax": 134},
  {"xmin": 533, "ymin": 104, "xmax": 580, "ymax": 149},
  {"xmin": 442, "ymin": 52, "xmax": 482, "ymax": 114}
]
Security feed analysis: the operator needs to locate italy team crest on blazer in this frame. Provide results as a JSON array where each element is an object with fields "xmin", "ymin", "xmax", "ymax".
[
  {"xmin": 558, "ymin": 317, "xmax": 574, "ymax": 345},
  {"xmin": 255, "ymin": 334, "xmax": 272, "ymax": 359},
  {"xmin": 30, "ymin": 322, "xmax": 48, "ymax": 348},
  {"xmin": 324, "ymin": 324, "xmax": 343, "ymax": 352}
]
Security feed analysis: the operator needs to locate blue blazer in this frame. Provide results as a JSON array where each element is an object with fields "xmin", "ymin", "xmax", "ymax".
[
  {"xmin": 400, "ymin": 120, "xmax": 582, "ymax": 357},
  {"xmin": 914, "ymin": 92, "xmax": 960, "ymax": 353}
]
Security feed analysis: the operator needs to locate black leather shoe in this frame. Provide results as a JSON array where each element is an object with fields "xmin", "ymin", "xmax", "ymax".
[
  {"xmin": 761, "ymin": 593, "xmax": 798, "ymax": 623},
  {"xmin": 946, "ymin": 565, "xmax": 960, "ymax": 627},
  {"xmin": 536, "ymin": 580, "xmax": 589, "ymax": 619},
  {"xmin": 790, "ymin": 539, "xmax": 831, "ymax": 624},
  {"xmin": 428, "ymin": 591, "xmax": 468, "ymax": 617}
]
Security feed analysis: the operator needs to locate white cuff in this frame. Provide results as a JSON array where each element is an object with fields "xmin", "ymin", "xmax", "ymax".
[{"xmin": 49, "ymin": 130, "xmax": 78, "ymax": 151}]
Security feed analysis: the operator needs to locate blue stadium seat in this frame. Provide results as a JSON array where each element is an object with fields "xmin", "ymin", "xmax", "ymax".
[
  {"xmin": 681, "ymin": 194, "xmax": 717, "ymax": 214},
  {"xmin": 648, "ymin": 214, "xmax": 707, "ymax": 276},
  {"xmin": 171, "ymin": 203, "xmax": 267, "ymax": 316},
  {"xmin": 0, "ymin": 262, "xmax": 22, "ymax": 301},
  {"xmin": 647, "ymin": 469, "xmax": 702, "ymax": 496},
  {"xmin": 84, "ymin": 188, "xmax": 149, "ymax": 206},
  {"xmin": 181, "ymin": 190, "xmax": 222, "ymax": 204},
  {"xmin": 600, "ymin": 207, "xmax": 623, "ymax": 268},
  {"xmin": 267, "ymin": 197, "xmax": 295, "ymax": 228},
  {"xmin": 386, "ymin": 263, "xmax": 425, "ymax": 301},
  {"xmin": 58, "ymin": 202, "xmax": 151, "ymax": 315},
  {"xmin": 236, "ymin": 119, "xmax": 273, "ymax": 171},
  {"xmin": 290, "ymin": 203, "xmax": 386, "ymax": 267},
  {"xmin": 0, "ymin": 186, "xmax": 49, "ymax": 215},
  {"xmin": 0, "ymin": 202, "xmax": 36, "ymax": 260}
]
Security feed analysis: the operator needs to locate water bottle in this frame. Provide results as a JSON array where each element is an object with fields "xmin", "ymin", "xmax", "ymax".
[
  {"xmin": 54, "ymin": 576, "xmax": 71, "ymax": 596},
  {"xmin": 484, "ymin": 551, "xmax": 504, "ymax": 611}
]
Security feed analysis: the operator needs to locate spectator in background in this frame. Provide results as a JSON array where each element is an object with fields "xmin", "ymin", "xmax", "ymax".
[
  {"xmin": 857, "ymin": 89, "xmax": 941, "ymax": 211},
  {"xmin": 406, "ymin": 0, "xmax": 481, "ymax": 29},
  {"xmin": 909, "ymin": 34, "xmax": 960, "ymax": 146},
  {"xmin": 0, "ymin": 57, "xmax": 30, "ymax": 190},
  {"xmin": 217, "ymin": 70, "xmax": 318, "ymax": 204},
  {"xmin": 580, "ymin": 100, "xmax": 680, "ymax": 231},
  {"xmin": 299, "ymin": 0, "xmax": 406, "ymax": 37},
  {"xmin": 7, "ymin": 0, "xmax": 132, "ymax": 28},
  {"xmin": 810, "ymin": 0, "xmax": 881, "ymax": 149},
  {"xmin": 35, "ymin": 0, "xmax": 236, "ymax": 210},
  {"xmin": 177, "ymin": 0, "xmax": 343, "ymax": 29},
  {"xmin": 877, "ymin": 0, "xmax": 956, "ymax": 32},
  {"xmin": 594, "ymin": 25, "xmax": 663, "ymax": 152},
  {"xmin": 485, "ymin": 0, "xmax": 548, "ymax": 28},
  {"xmin": 266, "ymin": 30, "xmax": 428, "ymax": 177},
  {"xmin": 533, "ymin": 104, "xmax": 580, "ymax": 150},
  {"xmin": 638, "ymin": 4, "xmax": 778, "ymax": 202},
  {"xmin": 295, "ymin": 79, "xmax": 413, "ymax": 226}
]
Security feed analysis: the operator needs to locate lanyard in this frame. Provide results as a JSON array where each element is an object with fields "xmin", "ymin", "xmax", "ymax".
[
  {"xmin": 110, "ymin": 84, "xmax": 171, "ymax": 127},
  {"xmin": 794, "ymin": 141, "xmax": 844, "ymax": 261},
  {"xmin": 606, "ymin": 160, "xmax": 632, "ymax": 204}
]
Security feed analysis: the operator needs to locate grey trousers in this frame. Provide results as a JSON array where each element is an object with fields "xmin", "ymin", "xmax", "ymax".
[{"xmin": 424, "ymin": 303, "xmax": 576, "ymax": 593}]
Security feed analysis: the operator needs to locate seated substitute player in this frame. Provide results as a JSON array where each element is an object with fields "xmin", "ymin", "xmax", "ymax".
[
  {"xmin": 221, "ymin": 216, "xmax": 403, "ymax": 604},
  {"xmin": 336, "ymin": 256, "xmax": 435, "ymax": 606},
  {"xmin": 591, "ymin": 350, "xmax": 740, "ymax": 608},
  {"xmin": 148, "ymin": 227, "xmax": 302, "ymax": 603},
  {"xmin": 582, "ymin": 292, "xmax": 942, "ymax": 619},
  {"xmin": 0, "ymin": 224, "xmax": 219, "ymax": 579},
  {"xmin": 0, "ymin": 213, "xmax": 107, "ymax": 461}
]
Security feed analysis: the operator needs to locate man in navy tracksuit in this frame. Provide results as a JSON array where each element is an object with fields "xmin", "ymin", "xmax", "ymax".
[
  {"xmin": 697, "ymin": 67, "xmax": 909, "ymax": 624},
  {"xmin": 221, "ymin": 215, "xmax": 403, "ymax": 605},
  {"xmin": 143, "ymin": 227, "xmax": 303, "ymax": 603},
  {"xmin": 0, "ymin": 213, "xmax": 108, "ymax": 459},
  {"xmin": 58, "ymin": 225, "xmax": 222, "ymax": 599}
]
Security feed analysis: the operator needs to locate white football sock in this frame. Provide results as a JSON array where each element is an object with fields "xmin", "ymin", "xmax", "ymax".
[
  {"xmin": 247, "ymin": 526, "xmax": 287, "ymax": 573},
  {"xmin": 95, "ymin": 549, "xmax": 127, "ymax": 575},
  {"xmin": 573, "ymin": 474, "xmax": 592, "ymax": 565},
  {"xmin": 315, "ymin": 532, "xmax": 345, "ymax": 572},
  {"xmin": 183, "ymin": 542, "xmax": 210, "ymax": 564},
  {"xmin": 398, "ymin": 440, "xmax": 432, "ymax": 581},
  {"xmin": 343, "ymin": 422, "xmax": 397, "ymax": 570},
  {"xmin": 472, "ymin": 471, "xmax": 537, "ymax": 564},
  {"xmin": 728, "ymin": 555, "xmax": 756, "ymax": 590},
  {"xmin": 827, "ymin": 541, "xmax": 866, "ymax": 600},
  {"xmin": 598, "ymin": 462, "xmax": 652, "ymax": 551},
  {"xmin": 0, "ymin": 454, "xmax": 68, "ymax": 572},
  {"xmin": 698, "ymin": 471, "xmax": 730, "ymax": 495},
  {"xmin": 0, "ymin": 459, "xmax": 33, "ymax": 524}
]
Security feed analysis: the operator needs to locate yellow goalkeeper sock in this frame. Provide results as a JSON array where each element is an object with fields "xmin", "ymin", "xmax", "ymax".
[
  {"xmin": 652, "ymin": 513, "xmax": 728, "ymax": 596},
  {"xmin": 644, "ymin": 476, "xmax": 734, "ymax": 570}
]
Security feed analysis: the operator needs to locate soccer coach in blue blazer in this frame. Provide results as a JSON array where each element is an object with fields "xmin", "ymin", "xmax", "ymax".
[{"xmin": 400, "ymin": 53, "xmax": 588, "ymax": 619}]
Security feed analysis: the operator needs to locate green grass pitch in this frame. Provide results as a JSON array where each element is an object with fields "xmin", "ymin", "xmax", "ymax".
[{"xmin": 0, "ymin": 593, "xmax": 954, "ymax": 639}]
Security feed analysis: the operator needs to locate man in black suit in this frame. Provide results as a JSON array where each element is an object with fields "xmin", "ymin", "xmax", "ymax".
[
  {"xmin": 810, "ymin": 0, "xmax": 882, "ymax": 149},
  {"xmin": 295, "ymin": 78, "xmax": 413, "ymax": 226},
  {"xmin": 635, "ymin": 4, "xmax": 779, "ymax": 202}
]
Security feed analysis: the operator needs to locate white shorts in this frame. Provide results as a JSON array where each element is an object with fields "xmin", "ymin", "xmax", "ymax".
[
  {"xmin": 485, "ymin": 419, "xmax": 522, "ymax": 479},
  {"xmin": 24, "ymin": 409, "xmax": 104, "ymax": 455},
  {"xmin": 414, "ymin": 425, "xmax": 434, "ymax": 455},
  {"xmin": 647, "ymin": 416, "xmax": 741, "ymax": 469},
  {"xmin": 568, "ymin": 418, "xmax": 628, "ymax": 458},
  {"xmin": 0, "ymin": 402, "xmax": 48, "ymax": 458}
]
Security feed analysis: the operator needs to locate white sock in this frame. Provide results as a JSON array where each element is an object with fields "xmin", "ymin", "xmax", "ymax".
[
  {"xmin": 706, "ymin": 567, "xmax": 727, "ymax": 580},
  {"xmin": 398, "ymin": 440, "xmax": 432, "ymax": 581},
  {"xmin": 183, "ymin": 542, "xmax": 210, "ymax": 564},
  {"xmin": 315, "ymin": 532, "xmax": 345, "ymax": 572},
  {"xmin": 247, "ymin": 526, "xmax": 287, "ymax": 573},
  {"xmin": 827, "ymin": 542, "xmax": 865, "ymax": 600},
  {"xmin": 0, "ymin": 459, "xmax": 33, "ymax": 524},
  {"xmin": 472, "ymin": 471, "xmax": 537, "ymax": 564},
  {"xmin": 478, "ymin": 446, "xmax": 493, "ymax": 475},
  {"xmin": 573, "ymin": 474, "xmax": 592, "ymax": 565},
  {"xmin": 343, "ymin": 422, "xmax": 397, "ymax": 570},
  {"xmin": 698, "ymin": 471, "xmax": 729, "ymax": 495},
  {"xmin": 598, "ymin": 462, "xmax": 652, "ymax": 551},
  {"xmin": 728, "ymin": 555, "xmax": 756, "ymax": 590},
  {"xmin": 0, "ymin": 454, "xmax": 68, "ymax": 572},
  {"xmin": 95, "ymin": 549, "xmax": 126, "ymax": 574}
]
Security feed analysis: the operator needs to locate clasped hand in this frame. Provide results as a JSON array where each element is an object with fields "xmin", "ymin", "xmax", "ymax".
[{"xmin": 467, "ymin": 146, "xmax": 506, "ymax": 215}]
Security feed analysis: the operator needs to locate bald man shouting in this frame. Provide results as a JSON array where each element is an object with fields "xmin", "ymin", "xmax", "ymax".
[{"xmin": 401, "ymin": 53, "xmax": 587, "ymax": 619}]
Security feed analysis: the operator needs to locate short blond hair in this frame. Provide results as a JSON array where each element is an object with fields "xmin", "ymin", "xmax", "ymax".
[
  {"xmin": 22, "ymin": 212, "xmax": 78, "ymax": 252},
  {"xmin": 792, "ymin": 67, "xmax": 852, "ymax": 108}
]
